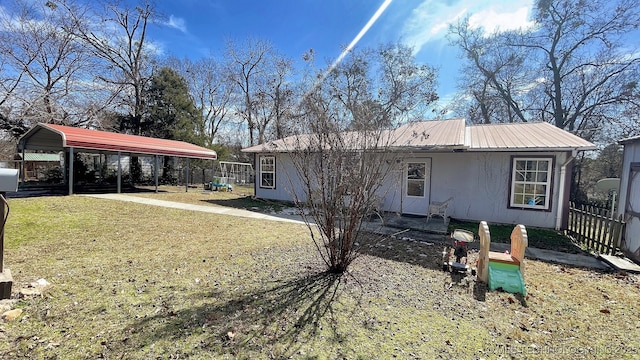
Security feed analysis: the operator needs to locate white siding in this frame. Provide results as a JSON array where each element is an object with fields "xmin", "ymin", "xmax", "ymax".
[
  {"xmin": 257, "ymin": 151, "xmax": 570, "ymax": 228},
  {"xmin": 254, "ymin": 153, "xmax": 306, "ymax": 203},
  {"xmin": 428, "ymin": 152, "xmax": 565, "ymax": 228},
  {"xmin": 618, "ymin": 141, "xmax": 640, "ymax": 216},
  {"xmin": 618, "ymin": 140, "xmax": 640, "ymax": 259}
]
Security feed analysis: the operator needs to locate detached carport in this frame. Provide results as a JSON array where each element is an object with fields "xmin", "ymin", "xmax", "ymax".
[{"xmin": 17, "ymin": 123, "xmax": 217, "ymax": 195}]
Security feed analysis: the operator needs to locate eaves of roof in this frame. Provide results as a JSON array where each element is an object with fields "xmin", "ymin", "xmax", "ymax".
[
  {"xmin": 619, "ymin": 134, "xmax": 640, "ymax": 145},
  {"xmin": 242, "ymin": 119, "xmax": 596, "ymax": 153},
  {"xmin": 18, "ymin": 123, "xmax": 217, "ymax": 160}
]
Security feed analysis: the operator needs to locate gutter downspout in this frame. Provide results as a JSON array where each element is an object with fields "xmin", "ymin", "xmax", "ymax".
[{"xmin": 556, "ymin": 149, "xmax": 577, "ymax": 230}]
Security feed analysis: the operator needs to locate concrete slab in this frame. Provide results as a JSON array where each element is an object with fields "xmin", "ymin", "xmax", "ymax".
[
  {"xmin": 0, "ymin": 269, "xmax": 13, "ymax": 300},
  {"xmin": 526, "ymin": 248, "xmax": 610, "ymax": 270},
  {"xmin": 381, "ymin": 213, "xmax": 448, "ymax": 235},
  {"xmin": 83, "ymin": 194, "xmax": 307, "ymax": 224},
  {"xmin": 598, "ymin": 255, "xmax": 640, "ymax": 273}
]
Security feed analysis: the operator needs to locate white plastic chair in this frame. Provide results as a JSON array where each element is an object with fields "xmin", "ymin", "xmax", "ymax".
[{"xmin": 426, "ymin": 196, "xmax": 453, "ymax": 223}]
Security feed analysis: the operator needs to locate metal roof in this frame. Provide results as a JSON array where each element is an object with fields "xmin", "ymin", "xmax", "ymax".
[
  {"xmin": 18, "ymin": 123, "xmax": 217, "ymax": 160},
  {"xmin": 242, "ymin": 119, "xmax": 595, "ymax": 153},
  {"xmin": 16, "ymin": 153, "xmax": 61, "ymax": 162},
  {"xmin": 619, "ymin": 134, "xmax": 640, "ymax": 145},
  {"xmin": 391, "ymin": 119, "xmax": 466, "ymax": 149},
  {"xmin": 466, "ymin": 122, "xmax": 596, "ymax": 151}
]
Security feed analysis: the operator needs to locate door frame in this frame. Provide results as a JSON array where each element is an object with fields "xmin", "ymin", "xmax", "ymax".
[{"xmin": 401, "ymin": 158, "xmax": 431, "ymax": 215}]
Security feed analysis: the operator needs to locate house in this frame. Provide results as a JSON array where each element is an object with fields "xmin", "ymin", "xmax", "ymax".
[
  {"xmin": 617, "ymin": 135, "xmax": 640, "ymax": 262},
  {"xmin": 242, "ymin": 119, "xmax": 595, "ymax": 230}
]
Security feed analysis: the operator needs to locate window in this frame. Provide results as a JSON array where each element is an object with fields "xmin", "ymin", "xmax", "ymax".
[
  {"xmin": 406, "ymin": 162, "xmax": 426, "ymax": 197},
  {"xmin": 259, "ymin": 156, "xmax": 275, "ymax": 189},
  {"xmin": 510, "ymin": 157, "xmax": 553, "ymax": 210}
]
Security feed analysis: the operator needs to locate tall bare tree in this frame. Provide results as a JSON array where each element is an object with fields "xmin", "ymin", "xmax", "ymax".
[
  {"xmin": 448, "ymin": 23, "xmax": 534, "ymax": 124},
  {"xmin": 261, "ymin": 55, "xmax": 296, "ymax": 140},
  {"xmin": 225, "ymin": 38, "xmax": 295, "ymax": 146},
  {"xmin": 287, "ymin": 44, "xmax": 438, "ymax": 273},
  {"xmin": 166, "ymin": 56, "xmax": 234, "ymax": 148},
  {"xmin": 449, "ymin": 0, "xmax": 640, "ymax": 142},
  {"xmin": 0, "ymin": 0, "xmax": 95, "ymax": 138},
  {"xmin": 63, "ymin": 0, "xmax": 156, "ymax": 135},
  {"xmin": 316, "ymin": 43, "xmax": 438, "ymax": 130}
]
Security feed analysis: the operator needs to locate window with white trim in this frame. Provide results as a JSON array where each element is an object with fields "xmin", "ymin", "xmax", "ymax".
[
  {"xmin": 259, "ymin": 156, "xmax": 275, "ymax": 189},
  {"xmin": 510, "ymin": 157, "xmax": 552, "ymax": 210}
]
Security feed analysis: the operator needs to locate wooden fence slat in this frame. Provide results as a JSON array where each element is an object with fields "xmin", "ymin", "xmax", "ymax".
[
  {"xmin": 595, "ymin": 209, "xmax": 604, "ymax": 253},
  {"xmin": 579, "ymin": 205, "xmax": 584, "ymax": 244},
  {"xmin": 566, "ymin": 203, "xmax": 625, "ymax": 255}
]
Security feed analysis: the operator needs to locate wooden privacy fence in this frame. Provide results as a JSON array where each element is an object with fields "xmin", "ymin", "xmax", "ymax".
[{"xmin": 565, "ymin": 202, "xmax": 625, "ymax": 255}]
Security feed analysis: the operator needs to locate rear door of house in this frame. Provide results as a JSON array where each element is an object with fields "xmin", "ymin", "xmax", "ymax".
[{"xmin": 402, "ymin": 159, "xmax": 431, "ymax": 215}]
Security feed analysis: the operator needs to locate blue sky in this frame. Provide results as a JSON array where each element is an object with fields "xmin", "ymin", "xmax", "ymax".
[{"xmin": 148, "ymin": 0, "xmax": 536, "ymax": 102}]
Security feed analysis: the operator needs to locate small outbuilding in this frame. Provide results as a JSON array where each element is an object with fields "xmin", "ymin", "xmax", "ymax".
[
  {"xmin": 617, "ymin": 135, "xmax": 640, "ymax": 262},
  {"xmin": 17, "ymin": 123, "xmax": 217, "ymax": 194},
  {"xmin": 13, "ymin": 152, "xmax": 62, "ymax": 181}
]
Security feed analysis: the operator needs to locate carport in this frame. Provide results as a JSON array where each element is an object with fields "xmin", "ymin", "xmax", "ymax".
[{"xmin": 17, "ymin": 123, "xmax": 217, "ymax": 195}]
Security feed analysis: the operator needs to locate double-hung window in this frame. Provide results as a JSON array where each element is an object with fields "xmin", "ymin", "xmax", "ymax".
[
  {"xmin": 259, "ymin": 156, "xmax": 275, "ymax": 189},
  {"xmin": 510, "ymin": 157, "xmax": 553, "ymax": 210}
]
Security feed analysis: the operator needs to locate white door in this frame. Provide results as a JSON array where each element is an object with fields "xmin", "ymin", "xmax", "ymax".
[{"xmin": 402, "ymin": 159, "xmax": 431, "ymax": 215}]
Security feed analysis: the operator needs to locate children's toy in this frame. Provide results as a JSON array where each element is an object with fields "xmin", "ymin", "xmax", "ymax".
[
  {"xmin": 442, "ymin": 229, "xmax": 476, "ymax": 274},
  {"xmin": 207, "ymin": 176, "xmax": 233, "ymax": 192},
  {"xmin": 477, "ymin": 221, "xmax": 528, "ymax": 295}
]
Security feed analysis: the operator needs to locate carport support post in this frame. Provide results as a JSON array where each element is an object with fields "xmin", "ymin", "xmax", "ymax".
[
  {"xmin": 20, "ymin": 147, "xmax": 25, "ymax": 185},
  {"xmin": 185, "ymin": 158, "xmax": 189, "ymax": 192},
  {"xmin": 154, "ymin": 155, "xmax": 159, "ymax": 193},
  {"xmin": 117, "ymin": 152, "xmax": 122, "ymax": 194},
  {"xmin": 68, "ymin": 147, "xmax": 74, "ymax": 195}
]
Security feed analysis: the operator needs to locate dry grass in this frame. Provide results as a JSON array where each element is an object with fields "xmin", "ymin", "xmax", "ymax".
[{"xmin": 1, "ymin": 192, "xmax": 639, "ymax": 359}]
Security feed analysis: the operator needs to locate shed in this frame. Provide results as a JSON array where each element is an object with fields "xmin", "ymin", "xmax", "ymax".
[
  {"xmin": 617, "ymin": 135, "xmax": 640, "ymax": 262},
  {"xmin": 14, "ymin": 152, "xmax": 62, "ymax": 181},
  {"xmin": 17, "ymin": 123, "xmax": 217, "ymax": 194}
]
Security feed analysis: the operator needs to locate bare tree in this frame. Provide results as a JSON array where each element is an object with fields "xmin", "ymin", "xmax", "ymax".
[
  {"xmin": 0, "ymin": 49, "xmax": 34, "ymax": 138},
  {"xmin": 262, "ymin": 55, "xmax": 296, "ymax": 140},
  {"xmin": 63, "ymin": 0, "xmax": 156, "ymax": 135},
  {"xmin": 618, "ymin": 79, "xmax": 640, "ymax": 139},
  {"xmin": 286, "ymin": 44, "xmax": 438, "ymax": 273},
  {"xmin": 449, "ymin": 0, "xmax": 640, "ymax": 142},
  {"xmin": 226, "ymin": 38, "xmax": 295, "ymax": 146},
  {"xmin": 166, "ymin": 56, "xmax": 234, "ymax": 148},
  {"xmin": 321, "ymin": 43, "xmax": 439, "ymax": 130},
  {"xmin": 448, "ymin": 22, "xmax": 534, "ymax": 124},
  {"xmin": 0, "ymin": 0, "xmax": 94, "ymax": 137}
]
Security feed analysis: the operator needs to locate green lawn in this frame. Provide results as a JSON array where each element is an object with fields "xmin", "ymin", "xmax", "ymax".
[{"xmin": 1, "ymin": 193, "xmax": 639, "ymax": 359}]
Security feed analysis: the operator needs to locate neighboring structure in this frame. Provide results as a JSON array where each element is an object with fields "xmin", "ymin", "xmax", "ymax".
[
  {"xmin": 18, "ymin": 123, "xmax": 217, "ymax": 194},
  {"xmin": 617, "ymin": 135, "xmax": 640, "ymax": 262},
  {"xmin": 14, "ymin": 152, "xmax": 62, "ymax": 181},
  {"xmin": 242, "ymin": 119, "xmax": 596, "ymax": 230}
]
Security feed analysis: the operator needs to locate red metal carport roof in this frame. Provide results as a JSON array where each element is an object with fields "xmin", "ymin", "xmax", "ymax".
[{"xmin": 18, "ymin": 123, "xmax": 217, "ymax": 160}]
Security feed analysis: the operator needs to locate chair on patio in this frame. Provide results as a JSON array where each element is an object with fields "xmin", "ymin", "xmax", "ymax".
[{"xmin": 426, "ymin": 196, "xmax": 453, "ymax": 224}]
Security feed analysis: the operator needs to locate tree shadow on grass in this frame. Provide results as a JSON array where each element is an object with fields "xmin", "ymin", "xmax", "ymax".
[
  {"xmin": 200, "ymin": 197, "xmax": 291, "ymax": 212},
  {"xmin": 357, "ymin": 232, "xmax": 448, "ymax": 272},
  {"xmin": 120, "ymin": 271, "xmax": 343, "ymax": 358}
]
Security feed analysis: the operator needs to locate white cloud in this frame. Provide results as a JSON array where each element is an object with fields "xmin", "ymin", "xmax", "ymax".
[
  {"xmin": 468, "ymin": 6, "xmax": 534, "ymax": 34},
  {"xmin": 401, "ymin": 0, "xmax": 535, "ymax": 53},
  {"xmin": 165, "ymin": 15, "xmax": 187, "ymax": 33}
]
